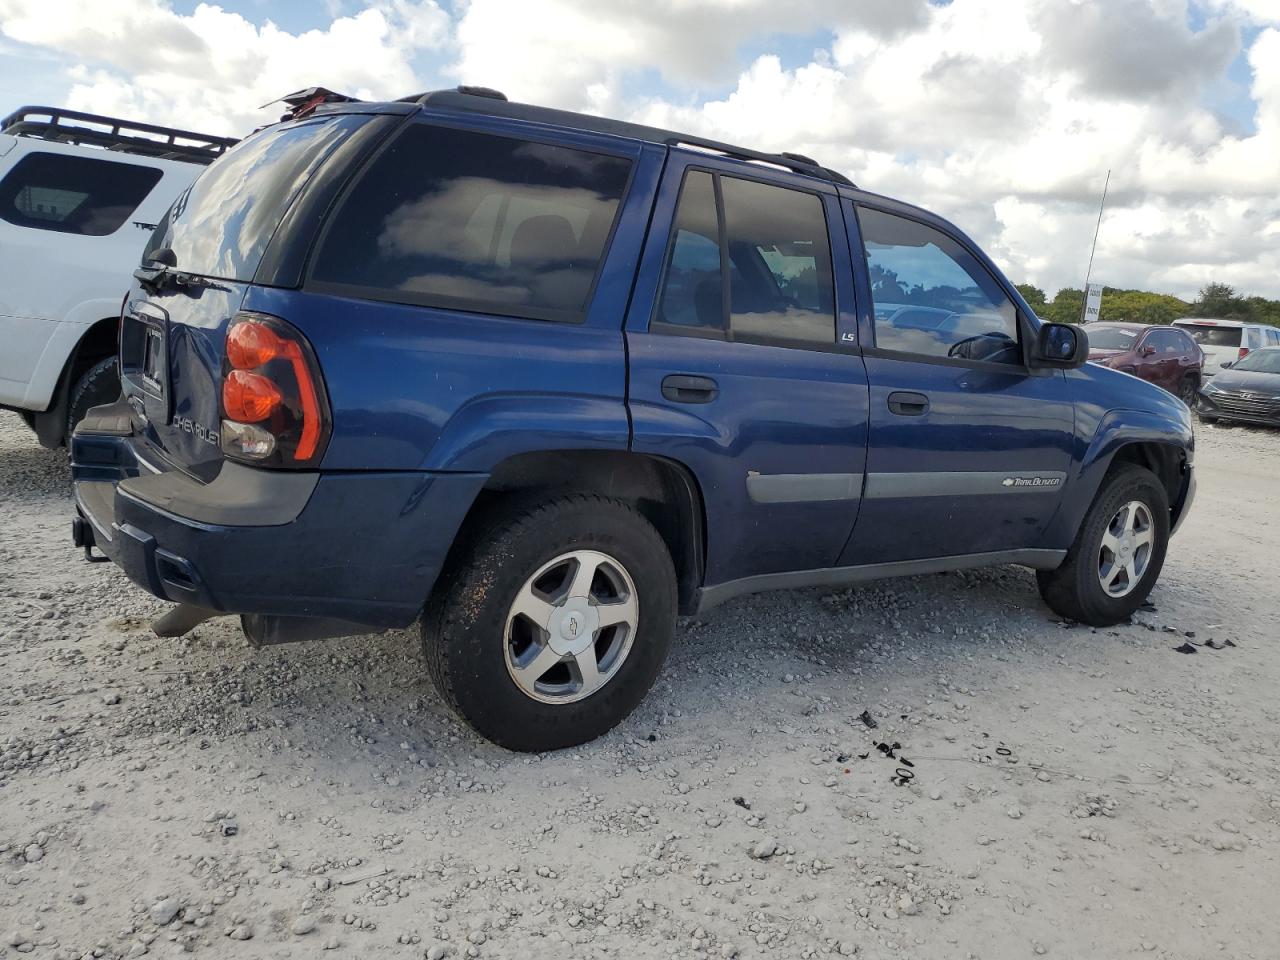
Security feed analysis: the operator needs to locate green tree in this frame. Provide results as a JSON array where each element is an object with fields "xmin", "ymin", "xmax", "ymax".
[
  {"xmin": 1041, "ymin": 288, "xmax": 1084, "ymax": 325},
  {"xmin": 1192, "ymin": 281, "xmax": 1249, "ymax": 320},
  {"xmin": 1015, "ymin": 283, "xmax": 1047, "ymax": 310}
]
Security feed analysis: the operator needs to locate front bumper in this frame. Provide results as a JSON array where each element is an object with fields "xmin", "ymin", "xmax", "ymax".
[
  {"xmin": 71, "ymin": 402, "xmax": 486, "ymax": 630},
  {"xmin": 1196, "ymin": 389, "xmax": 1280, "ymax": 427}
]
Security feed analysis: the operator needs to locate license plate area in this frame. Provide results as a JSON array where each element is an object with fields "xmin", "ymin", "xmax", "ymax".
[
  {"xmin": 120, "ymin": 300, "xmax": 171, "ymax": 426},
  {"xmin": 142, "ymin": 326, "xmax": 164, "ymax": 390}
]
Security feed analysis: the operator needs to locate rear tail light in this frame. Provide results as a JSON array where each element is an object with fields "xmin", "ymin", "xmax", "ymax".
[
  {"xmin": 220, "ymin": 313, "xmax": 330, "ymax": 467},
  {"xmin": 1239, "ymin": 347, "xmax": 1250, "ymax": 360}
]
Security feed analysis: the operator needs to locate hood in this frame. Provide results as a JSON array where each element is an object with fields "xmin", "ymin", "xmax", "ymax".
[
  {"xmin": 1088, "ymin": 348, "xmax": 1128, "ymax": 362},
  {"xmin": 1210, "ymin": 369, "xmax": 1280, "ymax": 396}
]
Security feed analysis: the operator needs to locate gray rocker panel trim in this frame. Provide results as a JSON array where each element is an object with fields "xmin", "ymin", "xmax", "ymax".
[
  {"xmin": 746, "ymin": 472, "xmax": 864, "ymax": 504},
  {"xmin": 694, "ymin": 548, "xmax": 1067, "ymax": 613},
  {"xmin": 864, "ymin": 471, "xmax": 1067, "ymax": 499}
]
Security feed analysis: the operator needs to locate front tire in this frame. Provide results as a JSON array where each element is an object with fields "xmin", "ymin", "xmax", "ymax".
[
  {"xmin": 423, "ymin": 495, "xmax": 676, "ymax": 752},
  {"xmin": 1177, "ymin": 375, "xmax": 1198, "ymax": 406},
  {"xmin": 1036, "ymin": 464, "xmax": 1170, "ymax": 626}
]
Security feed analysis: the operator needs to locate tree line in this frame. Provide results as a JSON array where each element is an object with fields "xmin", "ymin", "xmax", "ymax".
[{"xmin": 1014, "ymin": 282, "xmax": 1280, "ymax": 328}]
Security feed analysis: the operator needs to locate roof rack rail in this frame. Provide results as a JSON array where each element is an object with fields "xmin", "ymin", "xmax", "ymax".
[
  {"xmin": 0, "ymin": 106, "xmax": 237, "ymax": 165},
  {"xmin": 665, "ymin": 138, "xmax": 853, "ymax": 186}
]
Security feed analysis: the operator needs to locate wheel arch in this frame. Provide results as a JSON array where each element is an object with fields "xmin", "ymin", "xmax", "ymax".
[
  {"xmin": 1044, "ymin": 409, "xmax": 1193, "ymax": 550},
  {"xmin": 32, "ymin": 315, "xmax": 120, "ymax": 447},
  {"xmin": 458, "ymin": 449, "xmax": 707, "ymax": 615}
]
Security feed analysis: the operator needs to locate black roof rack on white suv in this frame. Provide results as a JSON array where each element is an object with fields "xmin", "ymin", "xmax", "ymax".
[{"xmin": 0, "ymin": 106, "xmax": 238, "ymax": 165}]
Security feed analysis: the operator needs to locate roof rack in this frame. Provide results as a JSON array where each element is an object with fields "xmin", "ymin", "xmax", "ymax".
[
  {"xmin": 411, "ymin": 86, "xmax": 854, "ymax": 188},
  {"xmin": 0, "ymin": 106, "xmax": 237, "ymax": 165}
]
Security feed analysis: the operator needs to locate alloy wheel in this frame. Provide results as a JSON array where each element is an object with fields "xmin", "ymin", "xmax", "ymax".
[
  {"xmin": 503, "ymin": 549, "xmax": 639, "ymax": 704},
  {"xmin": 1097, "ymin": 500, "xmax": 1155, "ymax": 598}
]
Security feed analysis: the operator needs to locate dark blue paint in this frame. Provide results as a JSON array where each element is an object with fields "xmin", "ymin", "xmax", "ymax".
[{"xmin": 74, "ymin": 100, "xmax": 1195, "ymax": 630}]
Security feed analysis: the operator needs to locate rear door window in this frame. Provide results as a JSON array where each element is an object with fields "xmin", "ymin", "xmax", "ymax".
[
  {"xmin": 0, "ymin": 151, "xmax": 162, "ymax": 236},
  {"xmin": 310, "ymin": 123, "xmax": 633, "ymax": 323},
  {"xmin": 721, "ymin": 175, "xmax": 834, "ymax": 347},
  {"xmin": 652, "ymin": 168, "xmax": 836, "ymax": 348}
]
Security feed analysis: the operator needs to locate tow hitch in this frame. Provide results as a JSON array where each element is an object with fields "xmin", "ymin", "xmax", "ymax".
[{"xmin": 71, "ymin": 516, "xmax": 110, "ymax": 563}]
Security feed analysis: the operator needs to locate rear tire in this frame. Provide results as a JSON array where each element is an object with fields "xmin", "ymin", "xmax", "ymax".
[
  {"xmin": 423, "ymin": 494, "xmax": 676, "ymax": 752},
  {"xmin": 66, "ymin": 356, "xmax": 120, "ymax": 442},
  {"xmin": 1036, "ymin": 464, "xmax": 1169, "ymax": 626}
]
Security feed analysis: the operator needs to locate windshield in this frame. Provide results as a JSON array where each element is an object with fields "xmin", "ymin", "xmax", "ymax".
[
  {"xmin": 143, "ymin": 115, "xmax": 365, "ymax": 281},
  {"xmin": 1087, "ymin": 327, "xmax": 1141, "ymax": 350},
  {"xmin": 1231, "ymin": 347, "xmax": 1280, "ymax": 374},
  {"xmin": 1178, "ymin": 324, "xmax": 1241, "ymax": 347}
]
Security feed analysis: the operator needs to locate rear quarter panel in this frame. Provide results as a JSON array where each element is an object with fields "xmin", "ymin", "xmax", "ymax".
[{"xmin": 246, "ymin": 139, "xmax": 665, "ymax": 472}]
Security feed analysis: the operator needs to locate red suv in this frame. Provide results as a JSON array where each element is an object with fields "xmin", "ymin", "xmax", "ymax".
[{"xmin": 1086, "ymin": 323, "xmax": 1204, "ymax": 404}]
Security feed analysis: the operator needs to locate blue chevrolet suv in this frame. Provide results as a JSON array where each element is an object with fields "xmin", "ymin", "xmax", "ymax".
[{"xmin": 71, "ymin": 87, "xmax": 1195, "ymax": 751}]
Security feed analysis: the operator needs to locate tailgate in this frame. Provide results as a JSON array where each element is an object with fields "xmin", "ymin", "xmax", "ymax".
[{"xmin": 119, "ymin": 113, "xmax": 372, "ymax": 480}]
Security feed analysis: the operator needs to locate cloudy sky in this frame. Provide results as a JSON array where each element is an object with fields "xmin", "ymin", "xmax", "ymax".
[{"xmin": 2, "ymin": 0, "xmax": 1278, "ymax": 300}]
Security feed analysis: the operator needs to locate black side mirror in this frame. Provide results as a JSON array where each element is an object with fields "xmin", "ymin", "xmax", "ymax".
[{"xmin": 1032, "ymin": 322, "xmax": 1088, "ymax": 368}]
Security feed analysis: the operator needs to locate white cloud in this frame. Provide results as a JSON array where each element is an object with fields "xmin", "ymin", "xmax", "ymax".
[
  {"xmin": 0, "ymin": 0, "xmax": 448, "ymax": 135},
  {"xmin": 1, "ymin": 0, "xmax": 1277, "ymax": 298}
]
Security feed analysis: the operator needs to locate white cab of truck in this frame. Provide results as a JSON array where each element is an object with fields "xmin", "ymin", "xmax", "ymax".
[{"xmin": 0, "ymin": 106, "xmax": 236, "ymax": 446}]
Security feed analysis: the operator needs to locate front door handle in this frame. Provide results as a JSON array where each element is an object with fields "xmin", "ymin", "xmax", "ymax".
[
  {"xmin": 662, "ymin": 374, "xmax": 719, "ymax": 404},
  {"xmin": 887, "ymin": 391, "xmax": 929, "ymax": 416}
]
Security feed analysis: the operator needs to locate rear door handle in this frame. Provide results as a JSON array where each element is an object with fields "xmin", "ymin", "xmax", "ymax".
[
  {"xmin": 662, "ymin": 374, "xmax": 719, "ymax": 404},
  {"xmin": 887, "ymin": 391, "xmax": 929, "ymax": 416}
]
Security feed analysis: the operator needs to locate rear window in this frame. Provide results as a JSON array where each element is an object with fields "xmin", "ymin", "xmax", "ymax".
[
  {"xmin": 1178, "ymin": 324, "xmax": 1241, "ymax": 347},
  {"xmin": 143, "ymin": 115, "xmax": 365, "ymax": 281},
  {"xmin": 309, "ymin": 123, "xmax": 633, "ymax": 323},
  {"xmin": 0, "ymin": 152, "xmax": 162, "ymax": 236}
]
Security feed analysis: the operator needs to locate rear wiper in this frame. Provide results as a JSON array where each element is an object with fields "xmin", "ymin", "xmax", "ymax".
[{"xmin": 133, "ymin": 247, "xmax": 215, "ymax": 295}]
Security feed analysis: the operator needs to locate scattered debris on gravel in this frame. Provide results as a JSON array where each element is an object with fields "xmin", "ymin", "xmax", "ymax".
[{"xmin": 2, "ymin": 411, "xmax": 1279, "ymax": 958}]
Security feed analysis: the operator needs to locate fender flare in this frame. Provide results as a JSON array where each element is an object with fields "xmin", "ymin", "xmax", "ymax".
[{"xmin": 1043, "ymin": 407, "xmax": 1193, "ymax": 549}]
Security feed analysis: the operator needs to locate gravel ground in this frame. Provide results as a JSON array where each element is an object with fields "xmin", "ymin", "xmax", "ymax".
[{"xmin": 2, "ymin": 409, "xmax": 1279, "ymax": 960}]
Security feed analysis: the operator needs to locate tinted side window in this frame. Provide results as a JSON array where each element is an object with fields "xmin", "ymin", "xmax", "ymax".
[
  {"xmin": 859, "ymin": 207, "xmax": 1019, "ymax": 364},
  {"xmin": 311, "ymin": 124, "xmax": 632, "ymax": 322},
  {"xmin": 0, "ymin": 152, "xmax": 162, "ymax": 236},
  {"xmin": 721, "ymin": 176, "xmax": 834, "ymax": 346},
  {"xmin": 1179, "ymin": 324, "xmax": 1240, "ymax": 347},
  {"xmin": 654, "ymin": 170, "xmax": 835, "ymax": 348},
  {"xmin": 656, "ymin": 171, "xmax": 723, "ymax": 331}
]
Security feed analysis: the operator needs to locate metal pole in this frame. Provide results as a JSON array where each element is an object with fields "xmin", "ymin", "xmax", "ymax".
[
  {"xmin": 1085, "ymin": 168, "xmax": 1110, "ymax": 289},
  {"xmin": 1079, "ymin": 169, "xmax": 1110, "ymax": 323}
]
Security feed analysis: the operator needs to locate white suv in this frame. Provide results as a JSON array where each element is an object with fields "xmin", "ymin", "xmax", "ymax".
[
  {"xmin": 0, "ymin": 106, "xmax": 236, "ymax": 446},
  {"xmin": 1172, "ymin": 318, "xmax": 1280, "ymax": 377}
]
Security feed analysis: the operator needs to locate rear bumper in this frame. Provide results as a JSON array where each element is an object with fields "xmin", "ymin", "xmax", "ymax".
[{"xmin": 71, "ymin": 402, "xmax": 486, "ymax": 629}]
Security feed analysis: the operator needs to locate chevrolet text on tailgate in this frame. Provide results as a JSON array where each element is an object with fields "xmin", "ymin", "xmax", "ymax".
[{"xmin": 71, "ymin": 86, "xmax": 1196, "ymax": 752}]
